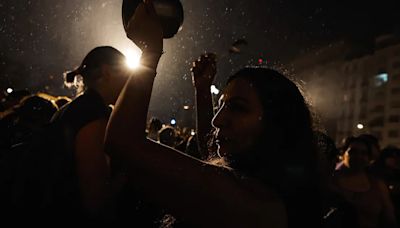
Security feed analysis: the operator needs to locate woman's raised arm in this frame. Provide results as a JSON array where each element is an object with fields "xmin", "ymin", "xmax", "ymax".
[
  {"xmin": 191, "ymin": 53, "xmax": 217, "ymax": 159},
  {"xmin": 105, "ymin": 1, "xmax": 286, "ymax": 227}
]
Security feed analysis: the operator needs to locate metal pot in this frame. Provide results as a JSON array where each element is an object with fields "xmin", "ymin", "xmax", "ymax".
[{"xmin": 122, "ymin": 0, "xmax": 184, "ymax": 39}]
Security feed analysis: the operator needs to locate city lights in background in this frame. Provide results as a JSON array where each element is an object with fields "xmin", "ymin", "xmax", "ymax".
[
  {"xmin": 6, "ymin": 88, "xmax": 13, "ymax": 94},
  {"xmin": 374, "ymin": 73, "xmax": 388, "ymax": 86},
  {"xmin": 377, "ymin": 73, "xmax": 388, "ymax": 82},
  {"xmin": 123, "ymin": 48, "xmax": 141, "ymax": 69},
  {"xmin": 210, "ymin": 85, "xmax": 220, "ymax": 95},
  {"xmin": 257, "ymin": 57, "xmax": 269, "ymax": 65},
  {"xmin": 357, "ymin": 123, "xmax": 364, "ymax": 129}
]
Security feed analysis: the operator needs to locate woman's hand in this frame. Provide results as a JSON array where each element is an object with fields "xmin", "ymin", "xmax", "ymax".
[
  {"xmin": 125, "ymin": 0, "xmax": 163, "ymax": 55},
  {"xmin": 191, "ymin": 53, "xmax": 217, "ymax": 92}
]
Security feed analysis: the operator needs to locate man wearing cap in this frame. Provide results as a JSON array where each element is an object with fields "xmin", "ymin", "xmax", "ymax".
[{"xmin": 50, "ymin": 46, "xmax": 130, "ymax": 222}]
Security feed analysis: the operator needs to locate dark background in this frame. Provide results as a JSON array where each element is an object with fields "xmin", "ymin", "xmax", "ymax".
[{"xmin": 1, "ymin": 0, "xmax": 399, "ymax": 125}]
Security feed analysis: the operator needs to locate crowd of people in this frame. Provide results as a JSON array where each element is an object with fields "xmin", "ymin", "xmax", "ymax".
[{"xmin": 0, "ymin": 0, "xmax": 399, "ymax": 227}]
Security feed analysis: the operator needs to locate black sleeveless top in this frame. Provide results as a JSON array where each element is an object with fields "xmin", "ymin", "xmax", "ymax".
[
  {"xmin": 52, "ymin": 89, "xmax": 110, "ymax": 135},
  {"xmin": 48, "ymin": 89, "xmax": 110, "ymax": 222}
]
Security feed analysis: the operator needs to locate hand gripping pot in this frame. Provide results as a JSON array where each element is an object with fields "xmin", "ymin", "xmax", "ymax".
[{"xmin": 122, "ymin": 0, "xmax": 184, "ymax": 39}]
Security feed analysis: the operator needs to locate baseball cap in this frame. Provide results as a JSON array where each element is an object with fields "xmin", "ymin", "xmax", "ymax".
[{"xmin": 65, "ymin": 46, "xmax": 126, "ymax": 83}]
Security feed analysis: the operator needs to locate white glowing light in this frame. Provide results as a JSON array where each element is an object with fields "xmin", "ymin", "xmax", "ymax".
[
  {"xmin": 191, "ymin": 129, "xmax": 195, "ymax": 136},
  {"xmin": 210, "ymin": 85, "xmax": 220, "ymax": 95},
  {"xmin": 183, "ymin": 105, "xmax": 190, "ymax": 110},
  {"xmin": 124, "ymin": 49, "xmax": 141, "ymax": 69},
  {"xmin": 357, "ymin": 124, "xmax": 364, "ymax": 129},
  {"xmin": 6, "ymin": 88, "xmax": 13, "ymax": 94},
  {"xmin": 374, "ymin": 73, "xmax": 388, "ymax": 86},
  {"xmin": 170, "ymin": 118, "xmax": 176, "ymax": 125}
]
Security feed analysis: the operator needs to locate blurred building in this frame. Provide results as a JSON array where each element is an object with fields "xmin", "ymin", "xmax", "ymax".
[
  {"xmin": 338, "ymin": 34, "xmax": 400, "ymax": 148},
  {"xmin": 291, "ymin": 34, "xmax": 400, "ymax": 148},
  {"xmin": 291, "ymin": 41, "xmax": 353, "ymax": 141}
]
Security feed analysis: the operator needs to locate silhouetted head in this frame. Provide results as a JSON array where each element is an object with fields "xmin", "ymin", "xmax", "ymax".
[
  {"xmin": 65, "ymin": 46, "xmax": 130, "ymax": 103},
  {"xmin": 212, "ymin": 67, "xmax": 316, "ymax": 189},
  {"xmin": 147, "ymin": 117, "xmax": 163, "ymax": 140},
  {"xmin": 375, "ymin": 146, "xmax": 400, "ymax": 171},
  {"xmin": 342, "ymin": 136, "xmax": 373, "ymax": 171},
  {"xmin": 14, "ymin": 94, "xmax": 58, "ymax": 129},
  {"xmin": 158, "ymin": 125, "xmax": 177, "ymax": 147},
  {"xmin": 212, "ymin": 67, "xmax": 320, "ymax": 226},
  {"xmin": 149, "ymin": 117, "xmax": 163, "ymax": 132}
]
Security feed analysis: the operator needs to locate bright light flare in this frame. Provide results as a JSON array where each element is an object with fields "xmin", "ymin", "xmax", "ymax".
[
  {"xmin": 183, "ymin": 105, "xmax": 190, "ymax": 110},
  {"xmin": 6, "ymin": 88, "xmax": 13, "ymax": 94},
  {"xmin": 124, "ymin": 49, "xmax": 141, "ymax": 69},
  {"xmin": 211, "ymin": 85, "xmax": 220, "ymax": 95},
  {"xmin": 357, "ymin": 123, "xmax": 364, "ymax": 129}
]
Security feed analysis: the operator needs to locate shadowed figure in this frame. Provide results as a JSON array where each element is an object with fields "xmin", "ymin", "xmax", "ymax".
[
  {"xmin": 331, "ymin": 136, "xmax": 397, "ymax": 227},
  {"xmin": 49, "ymin": 46, "xmax": 131, "ymax": 222},
  {"xmin": 106, "ymin": 1, "xmax": 322, "ymax": 226}
]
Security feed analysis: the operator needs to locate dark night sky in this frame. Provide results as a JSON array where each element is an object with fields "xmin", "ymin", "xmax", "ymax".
[{"xmin": 1, "ymin": 0, "xmax": 399, "ymax": 124}]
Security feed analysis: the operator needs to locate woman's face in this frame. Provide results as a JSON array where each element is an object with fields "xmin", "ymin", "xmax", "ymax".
[
  {"xmin": 212, "ymin": 78, "xmax": 264, "ymax": 158},
  {"xmin": 343, "ymin": 141, "xmax": 371, "ymax": 170}
]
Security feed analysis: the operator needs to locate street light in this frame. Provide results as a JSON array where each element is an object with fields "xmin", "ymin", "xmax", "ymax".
[
  {"xmin": 6, "ymin": 88, "xmax": 13, "ymax": 94},
  {"xmin": 357, "ymin": 123, "xmax": 364, "ymax": 130}
]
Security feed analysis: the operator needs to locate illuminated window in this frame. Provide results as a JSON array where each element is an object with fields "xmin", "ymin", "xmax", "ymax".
[{"xmin": 374, "ymin": 73, "xmax": 388, "ymax": 86}]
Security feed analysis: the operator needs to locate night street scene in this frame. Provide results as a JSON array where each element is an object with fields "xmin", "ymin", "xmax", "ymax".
[{"xmin": 0, "ymin": 0, "xmax": 399, "ymax": 227}]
